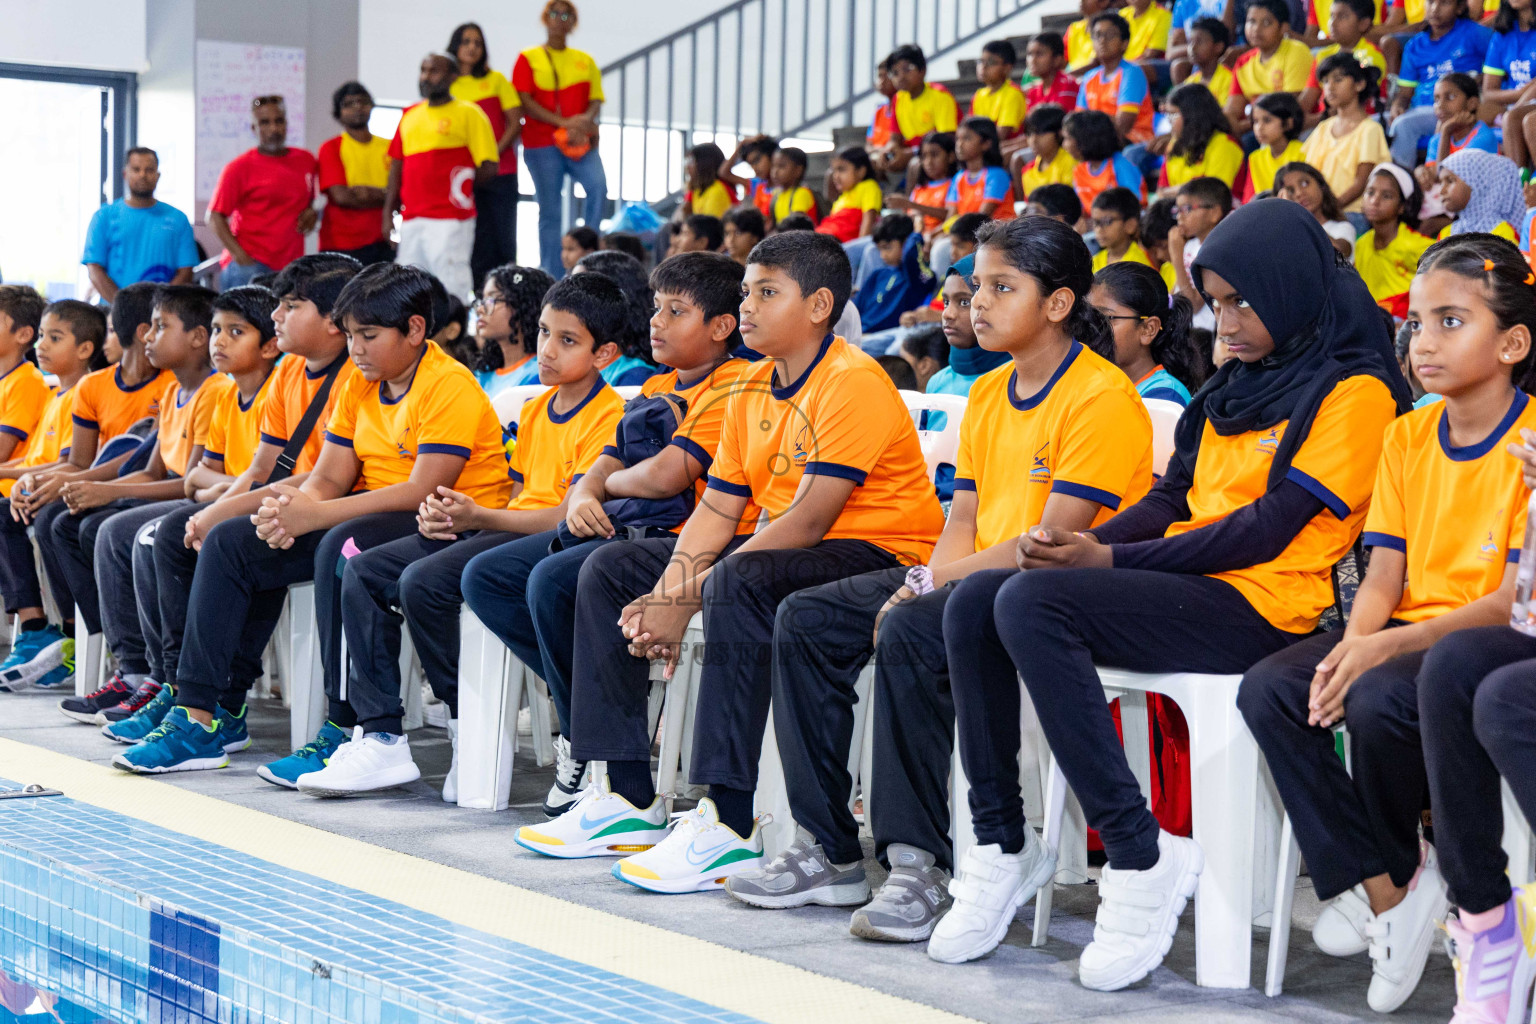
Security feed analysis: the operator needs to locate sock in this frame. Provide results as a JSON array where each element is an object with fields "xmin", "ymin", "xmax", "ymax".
[
  {"xmin": 124, "ymin": 673, "xmax": 152, "ymax": 687},
  {"xmin": 19, "ymin": 619, "xmax": 47, "ymax": 634},
  {"xmin": 605, "ymin": 759, "xmax": 655, "ymax": 808},
  {"xmin": 1461, "ymin": 901, "xmax": 1508, "ymax": 933},
  {"xmin": 707, "ymin": 785, "xmax": 755, "ymax": 837},
  {"xmin": 998, "ymin": 834, "xmax": 1025, "ymax": 855},
  {"xmin": 368, "ymin": 731, "xmax": 401, "ymax": 745}
]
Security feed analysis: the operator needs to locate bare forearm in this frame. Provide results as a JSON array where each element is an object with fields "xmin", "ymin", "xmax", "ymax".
[
  {"xmin": 87, "ymin": 477, "xmax": 188, "ymax": 501},
  {"xmin": 208, "ymin": 213, "xmax": 250, "ymax": 263},
  {"xmin": 87, "ymin": 265, "xmax": 119, "ymax": 302},
  {"xmin": 605, "ymin": 448, "xmax": 697, "ymax": 499},
  {"xmin": 468, "ymin": 504, "xmax": 567, "ymax": 534}
]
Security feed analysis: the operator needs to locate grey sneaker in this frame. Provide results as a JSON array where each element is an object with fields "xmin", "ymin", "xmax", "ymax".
[
  {"xmin": 724, "ymin": 828, "xmax": 871, "ymax": 909},
  {"xmin": 542, "ymin": 735, "xmax": 588, "ymax": 817},
  {"xmin": 850, "ymin": 844, "xmax": 953, "ymax": 942}
]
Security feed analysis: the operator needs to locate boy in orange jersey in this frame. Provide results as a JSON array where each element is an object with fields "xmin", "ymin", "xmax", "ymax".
[
  {"xmin": 56, "ymin": 285, "xmax": 235, "ymax": 725},
  {"xmin": 298, "ymin": 273, "xmax": 630, "ymax": 797},
  {"xmin": 0, "ymin": 292, "xmax": 105, "ymax": 692},
  {"xmin": 515, "ymin": 232, "xmax": 945, "ymax": 895},
  {"xmin": 115, "ymin": 264, "xmax": 507, "ymax": 779},
  {"xmin": 100, "ymin": 286, "xmax": 283, "ymax": 744},
  {"xmin": 461, "ymin": 251, "xmax": 754, "ymax": 815}
]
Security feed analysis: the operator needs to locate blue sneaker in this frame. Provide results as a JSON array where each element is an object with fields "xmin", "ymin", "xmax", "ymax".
[
  {"xmin": 256, "ymin": 721, "xmax": 348, "ymax": 789},
  {"xmin": 0, "ymin": 625, "xmax": 68, "ymax": 692},
  {"xmin": 103, "ymin": 683, "xmax": 176, "ymax": 744},
  {"xmin": 112, "ymin": 707, "xmax": 229, "ymax": 774},
  {"xmin": 217, "ymin": 704, "xmax": 251, "ymax": 753}
]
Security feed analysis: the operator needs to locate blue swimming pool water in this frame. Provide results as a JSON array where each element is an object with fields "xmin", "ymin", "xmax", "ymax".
[{"xmin": 0, "ymin": 780, "xmax": 762, "ymax": 1024}]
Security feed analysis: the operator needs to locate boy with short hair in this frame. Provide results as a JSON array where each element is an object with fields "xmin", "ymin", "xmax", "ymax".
[
  {"xmin": 677, "ymin": 214, "xmax": 725, "ymax": 253},
  {"xmin": 1025, "ymin": 33, "xmax": 1081, "ymax": 110},
  {"xmin": 516, "ymin": 231, "xmax": 945, "ymax": 895},
  {"xmin": 1079, "ymin": 13, "xmax": 1156, "ymax": 143},
  {"xmin": 100, "ymin": 286, "xmax": 282, "ymax": 739},
  {"xmin": 1026, "ymin": 182, "xmax": 1085, "ymax": 223},
  {"xmin": 114, "ymin": 263, "xmax": 507, "ymax": 777},
  {"xmin": 1091, "ymin": 186, "xmax": 1155, "ymax": 270},
  {"xmin": 1140, "ymin": 196, "xmax": 1181, "ymax": 290},
  {"xmin": 1181, "ymin": 18, "xmax": 1234, "ymax": 101},
  {"xmin": 461, "ymin": 251, "xmax": 754, "ymax": 815},
  {"xmin": 722, "ymin": 207, "xmax": 767, "ymax": 264},
  {"xmin": 889, "ymin": 44, "xmax": 960, "ymax": 176},
  {"xmin": 296, "ymin": 272, "xmax": 629, "ymax": 797},
  {"xmin": 1167, "ymin": 175, "xmax": 1232, "ymax": 329},
  {"xmin": 55, "ymin": 285, "xmax": 235, "ymax": 725},
  {"xmin": 723, "ymin": 135, "xmax": 778, "ymax": 218},
  {"xmin": 769, "ymin": 147, "xmax": 819, "ymax": 226},
  {"xmin": 947, "ymin": 212, "xmax": 988, "ymax": 263},
  {"xmin": 0, "ymin": 290, "xmax": 79, "ymax": 690},
  {"xmin": 970, "ymin": 40, "xmax": 1028, "ymax": 140},
  {"xmin": 1067, "ymin": 0, "xmax": 1117, "ymax": 73},
  {"xmin": 106, "ymin": 255, "xmax": 362, "ymax": 744},
  {"xmin": 1020, "ymin": 105, "xmax": 1079, "ymax": 197},
  {"xmin": 853, "ymin": 214, "xmax": 936, "ymax": 335}
]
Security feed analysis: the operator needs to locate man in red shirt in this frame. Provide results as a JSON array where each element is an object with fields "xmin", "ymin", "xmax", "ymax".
[
  {"xmin": 317, "ymin": 82, "xmax": 394, "ymax": 265},
  {"xmin": 383, "ymin": 53, "xmax": 499, "ymax": 300},
  {"xmin": 207, "ymin": 96, "xmax": 318, "ymax": 290}
]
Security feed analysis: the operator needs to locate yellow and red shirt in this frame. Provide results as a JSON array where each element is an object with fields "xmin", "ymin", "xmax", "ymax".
[
  {"xmin": 894, "ymin": 84, "xmax": 959, "ymax": 146},
  {"xmin": 956, "ymin": 344, "xmax": 1154, "ymax": 550},
  {"xmin": 512, "ymin": 45, "xmax": 604, "ymax": 151},
  {"xmin": 1353, "ymin": 225, "xmax": 1434, "ymax": 318},
  {"xmin": 507, "ymin": 381, "xmax": 624, "ymax": 510},
  {"xmin": 689, "ymin": 180, "xmax": 735, "ymax": 218},
  {"xmin": 1242, "ymin": 139, "xmax": 1305, "ymax": 200},
  {"xmin": 969, "ymin": 81, "xmax": 1028, "ymax": 134},
  {"xmin": 449, "ymin": 70, "xmax": 520, "ymax": 175},
  {"xmin": 259, "ymin": 354, "xmax": 358, "ymax": 476},
  {"xmin": 707, "ymin": 335, "xmax": 944, "ymax": 561},
  {"xmin": 1021, "ymin": 148, "xmax": 1078, "ymax": 197},
  {"xmin": 772, "ymin": 185, "xmax": 819, "ymax": 224},
  {"xmin": 203, "ymin": 370, "xmax": 277, "ymax": 477},
  {"xmin": 1121, "ymin": 2, "xmax": 1174, "ymax": 58},
  {"xmin": 317, "ymin": 133, "xmax": 392, "ymax": 251},
  {"xmin": 72, "ymin": 366, "xmax": 173, "ymax": 444},
  {"xmin": 1164, "ymin": 374, "xmax": 1399, "ymax": 633},
  {"xmin": 1363, "ymin": 393, "xmax": 1535, "ymax": 622},
  {"xmin": 324, "ymin": 342, "xmax": 510, "ymax": 505},
  {"xmin": 1092, "ymin": 240, "xmax": 1156, "ymax": 272},
  {"xmin": 157, "ymin": 372, "xmax": 233, "ymax": 476},
  {"xmin": 387, "ymin": 99, "xmax": 499, "ymax": 221},
  {"xmin": 1160, "ymin": 132, "xmax": 1245, "ymax": 190},
  {"xmin": 1231, "ymin": 39, "xmax": 1315, "ymax": 102},
  {"xmin": 1185, "ymin": 63, "xmax": 1235, "ymax": 104},
  {"xmin": 1066, "ymin": 18, "xmax": 1097, "ymax": 71}
]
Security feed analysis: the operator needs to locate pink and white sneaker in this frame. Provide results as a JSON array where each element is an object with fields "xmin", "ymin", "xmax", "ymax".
[{"xmin": 1444, "ymin": 887, "xmax": 1536, "ymax": 1024}]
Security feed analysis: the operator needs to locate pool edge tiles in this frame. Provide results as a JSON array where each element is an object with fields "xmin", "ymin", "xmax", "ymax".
[{"xmin": 0, "ymin": 739, "xmax": 979, "ymax": 1024}]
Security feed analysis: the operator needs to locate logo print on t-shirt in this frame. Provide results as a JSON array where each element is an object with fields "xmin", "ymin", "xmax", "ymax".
[
  {"xmin": 791, "ymin": 425, "xmax": 811, "ymax": 466},
  {"xmin": 396, "ymin": 425, "xmax": 414, "ymax": 460},
  {"xmin": 1479, "ymin": 509, "xmax": 1504, "ymax": 562},
  {"xmin": 450, "ymin": 166, "xmax": 477, "ymax": 211},
  {"xmin": 1256, "ymin": 428, "xmax": 1280, "ymax": 456},
  {"xmin": 1030, "ymin": 442, "xmax": 1051, "ymax": 483}
]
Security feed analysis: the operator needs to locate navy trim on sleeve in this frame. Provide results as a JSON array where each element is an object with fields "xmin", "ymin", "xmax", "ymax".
[
  {"xmin": 1286, "ymin": 467, "xmax": 1350, "ymax": 520},
  {"xmin": 953, "ymin": 477, "xmax": 977, "ymax": 492},
  {"xmin": 259, "ymin": 431, "xmax": 288, "ymax": 447},
  {"xmin": 669, "ymin": 435, "xmax": 713, "ymax": 471},
  {"xmin": 0, "ymin": 426, "xmax": 28, "ymax": 442},
  {"xmin": 1051, "ymin": 479, "xmax": 1123, "ymax": 509},
  {"xmin": 323, "ymin": 431, "xmax": 353, "ymax": 448},
  {"xmin": 601, "ymin": 444, "xmax": 621, "ymax": 460},
  {"xmin": 1361, "ymin": 531, "xmax": 1406, "ymax": 553},
  {"xmin": 417, "ymin": 443, "xmax": 471, "ymax": 458},
  {"xmin": 804, "ymin": 461, "xmax": 869, "ymax": 485},
  {"xmin": 509, "ymin": 469, "xmax": 525, "ymax": 482},
  {"xmin": 71, "ymin": 415, "xmax": 99, "ymax": 430},
  {"xmin": 706, "ymin": 475, "xmax": 753, "ymax": 497}
]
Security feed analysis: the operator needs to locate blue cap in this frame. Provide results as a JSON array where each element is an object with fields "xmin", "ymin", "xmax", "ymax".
[{"xmin": 946, "ymin": 253, "xmax": 975, "ymax": 281}]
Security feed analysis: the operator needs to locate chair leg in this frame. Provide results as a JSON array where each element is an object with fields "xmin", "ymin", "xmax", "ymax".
[
  {"xmin": 1118, "ymin": 692, "xmax": 1154, "ymax": 803},
  {"xmin": 675, "ymin": 616, "xmax": 707, "ymax": 799},
  {"xmin": 755, "ymin": 706, "xmax": 795, "ymax": 858},
  {"xmin": 1264, "ymin": 813, "xmax": 1301, "ymax": 997},
  {"xmin": 1503, "ymin": 780, "xmax": 1535, "ymax": 887},
  {"xmin": 73, "ymin": 606, "xmax": 100, "ymax": 698},
  {"xmin": 527, "ymin": 674, "xmax": 555, "ymax": 767},
  {"xmin": 849, "ymin": 660, "xmax": 875, "ymax": 818},
  {"xmin": 455, "ymin": 607, "xmax": 516, "ymax": 810},
  {"xmin": 1184, "ymin": 682, "xmax": 1259, "ymax": 990},
  {"xmin": 286, "ymin": 583, "xmax": 325, "ymax": 750},
  {"xmin": 1033, "ymin": 753, "xmax": 1069, "ymax": 947},
  {"xmin": 399, "ymin": 628, "xmax": 424, "ymax": 732}
]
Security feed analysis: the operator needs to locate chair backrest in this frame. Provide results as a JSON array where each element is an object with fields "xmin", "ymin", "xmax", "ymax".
[
  {"xmin": 491, "ymin": 385, "xmax": 551, "ymax": 430},
  {"xmin": 1142, "ymin": 397, "xmax": 1184, "ymax": 478},
  {"xmin": 899, "ymin": 390, "xmax": 968, "ymax": 484},
  {"xmin": 613, "ymin": 385, "xmax": 644, "ymax": 401}
]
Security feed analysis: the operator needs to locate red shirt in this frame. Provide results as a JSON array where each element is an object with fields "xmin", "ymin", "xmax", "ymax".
[
  {"xmin": 511, "ymin": 46, "xmax": 605, "ymax": 150},
  {"xmin": 207, "ymin": 147, "xmax": 318, "ymax": 270},
  {"xmin": 1026, "ymin": 72, "xmax": 1079, "ymax": 112},
  {"xmin": 867, "ymin": 101, "xmax": 897, "ymax": 148},
  {"xmin": 317, "ymin": 134, "xmax": 391, "ymax": 251}
]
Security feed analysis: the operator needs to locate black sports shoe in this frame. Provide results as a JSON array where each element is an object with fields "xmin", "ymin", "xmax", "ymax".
[
  {"xmin": 101, "ymin": 680, "xmax": 163, "ymax": 723},
  {"xmin": 60, "ymin": 673, "xmax": 134, "ymax": 726}
]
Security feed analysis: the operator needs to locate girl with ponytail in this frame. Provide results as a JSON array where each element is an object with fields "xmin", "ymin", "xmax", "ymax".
[{"xmin": 1091, "ymin": 260, "xmax": 1206, "ymax": 405}]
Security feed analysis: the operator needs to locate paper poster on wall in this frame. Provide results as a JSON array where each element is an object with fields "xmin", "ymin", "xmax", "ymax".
[{"xmin": 195, "ymin": 40, "xmax": 306, "ymax": 201}]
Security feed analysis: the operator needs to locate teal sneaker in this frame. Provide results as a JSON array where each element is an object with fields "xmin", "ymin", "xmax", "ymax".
[
  {"xmin": 0, "ymin": 625, "xmax": 68, "ymax": 692},
  {"xmin": 256, "ymin": 720, "xmax": 348, "ymax": 789},
  {"xmin": 103, "ymin": 683, "xmax": 176, "ymax": 744},
  {"xmin": 216, "ymin": 704, "xmax": 251, "ymax": 753},
  {"xmin": 112, "ymin": 707, "xmax": 229, "ymax": 774}
]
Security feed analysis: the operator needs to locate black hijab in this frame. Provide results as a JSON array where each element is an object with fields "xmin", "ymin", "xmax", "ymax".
[{"xmin": 1182, "ymin": 199, "xmax": 1412, "ymax": 490}]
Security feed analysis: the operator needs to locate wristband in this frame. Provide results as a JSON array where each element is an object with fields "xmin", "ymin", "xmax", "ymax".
[{"xmin": 905, "ymin": 564, "xmax": 934, "ymax": 596}]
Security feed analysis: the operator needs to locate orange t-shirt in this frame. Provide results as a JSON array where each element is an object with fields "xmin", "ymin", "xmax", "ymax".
[
  {"xmin": 259, "ymin": 353, "xmax": 357, "ymax": 476},
  {"xmin": 157, "ymin": 373, "xmax": 235, "ymax": 476},
  {"xmin": 72, "ymin": 366, "xmax": 174, "ymax": 444}
]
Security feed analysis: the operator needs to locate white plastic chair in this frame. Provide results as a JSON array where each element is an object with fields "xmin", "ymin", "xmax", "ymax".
[
  {"xmin": 899, "ymin": 391, "xmax": 967, "ymax": 481},
  {"xmin": 455, "ymin": 606, "xmax": 556, "ymax": 810},
  {"xmin": 613, "ymin": 385, "xmax": 643, "ymax": 400},
  {"xmin": 491, "ymin": 385, "xmax": 551, "ymax": 431},
  {"xmin": 72, "ymin": 605, "xmax": 107, "ymax": 698},
  {"xmin": 1142, "ymin": 397, "xmax": 1184, "ymax": 477}
]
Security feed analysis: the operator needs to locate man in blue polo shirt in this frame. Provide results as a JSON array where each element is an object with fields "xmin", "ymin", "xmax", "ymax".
[{"xmin": 81, "ymin": 147, "xmax": 199, "ymax": 302}]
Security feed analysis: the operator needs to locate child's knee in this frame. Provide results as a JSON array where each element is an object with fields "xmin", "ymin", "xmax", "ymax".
[{"xmin": 1472, "ymin": 664, "xmax": 1535, "ymax": 751}]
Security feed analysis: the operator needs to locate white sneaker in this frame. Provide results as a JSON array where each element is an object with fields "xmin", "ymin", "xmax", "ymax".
[
  {"xmin": 1365, "ymin": 846, "xmax": 1451, "ymax": 1013},
  {"xmin": 296, "ymin": 728, "xmax": 422, "ymax": 797},
  {"xmin": 1313, "ymin": 885, "xmax": 1372, "ymax": 957},
  {"xmin": 442, "ymin": 719, "xmax": 458, "ymax": 804},
  {"xmin": 542, "ymin": 734, "xmax": 588, "ymax": 817},
  {"xmin": 515, "ymin": 775, "xmax": 669, "ymax": 859},
  {"xmin": 927, "ymin": 830, "xmax": 1056, "ymax": 964},
  {"xmin": 611, "ymin": 799, "xmax": 764, "ymax": 894},
  {"xmin": 1079, "ymin": 830, "xmax": 1204, "ymax": 991}
]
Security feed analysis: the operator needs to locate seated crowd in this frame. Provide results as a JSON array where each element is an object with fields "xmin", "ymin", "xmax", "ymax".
[{"xmin": 5, "ymin": 18, "xmax": 1536, "ymax": 1023}]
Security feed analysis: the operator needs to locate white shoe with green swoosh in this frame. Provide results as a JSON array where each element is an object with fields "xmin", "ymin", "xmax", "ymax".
[
  {"xmin": 514, "ymin": 776, "xmax": 668, "ymax": 859},
  {"xmin": 612, "ymin": 798, "xmax": 765, "ymax": 894}
]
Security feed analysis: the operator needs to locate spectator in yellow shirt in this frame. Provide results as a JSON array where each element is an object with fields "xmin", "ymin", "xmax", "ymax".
[{"xmin": 970, "ymin": 40, "xmax": 1028, "ymax": 140}]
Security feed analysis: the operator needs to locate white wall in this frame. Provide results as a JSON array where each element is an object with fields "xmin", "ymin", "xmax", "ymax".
[{"xmin": 0, "ymin": 0, "xmax": 148, "ymax": 72}]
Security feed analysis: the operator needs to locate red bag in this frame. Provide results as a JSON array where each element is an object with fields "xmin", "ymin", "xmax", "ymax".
[{"xmin": 1087, "ymin": 695, "xmax": 1192, "ymax": 852}]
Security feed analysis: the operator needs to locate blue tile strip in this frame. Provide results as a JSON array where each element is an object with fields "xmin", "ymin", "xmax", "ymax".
[{"xmin": 0, "ymin": 781, "xmax": 763, "ymax": 1024}]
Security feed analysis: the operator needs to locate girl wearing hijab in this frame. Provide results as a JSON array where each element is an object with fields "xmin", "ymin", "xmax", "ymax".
[
  {"xmin": 1243, "ymin": 234, "xmax": 1536, "ymax": 1017},
  {"xmin": 1436, "ymin": 148, "xmax": 1525, "ymax": 242},
  {"xmin": 727, "ymin": 218, "xmax": 1156, "ymax": 950},
  {"xmin": 935, "ymin": 200, "xmax": 1411, "ymax": 987}
]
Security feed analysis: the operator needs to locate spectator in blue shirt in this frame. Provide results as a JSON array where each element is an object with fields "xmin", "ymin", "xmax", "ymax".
[
  {"xmin": 852, "ymin": 214, "xmax": 935, "ymax": 337},
  {"xmin": 80, "ymin": 148, "xmax": 199, "ymax": 302},
  {"xmin": 1387, "ymin": 0, "xmax": 1493, "ymax": 166},
  {"xmin": 1484, "ymin": 0, "xmax": 1536, "ymax": 169}
]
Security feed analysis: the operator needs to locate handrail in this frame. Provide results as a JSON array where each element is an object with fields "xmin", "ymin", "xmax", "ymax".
[{"xmin": 596, "ymin": 0, "xmax": 1056, "ymax": 208}]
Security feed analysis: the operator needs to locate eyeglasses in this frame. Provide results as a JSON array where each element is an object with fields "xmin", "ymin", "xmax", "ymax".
[
  {"xmin": 1090, "ymin": 217, "xmax": 1125, "ymax": 230},
  {"xmin": 1174, "ymin": 202, "xmax": 1214, "ymax": 216},
  {"xmin": 548, "ymin": 9, "xmax": 575, "ymax": 21},
  {"xmin": 474, "ymin": 296, "xmax": 510, "ymax": 311}
]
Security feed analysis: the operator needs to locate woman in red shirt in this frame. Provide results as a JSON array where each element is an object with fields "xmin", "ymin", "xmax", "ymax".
[
  {"xmin": 449, "ymin": 22, "xmax": 522, "ymax": 290},
  {"xmin": 513, "ymin": 0, "xmax": 609, "ymax": 280}
]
